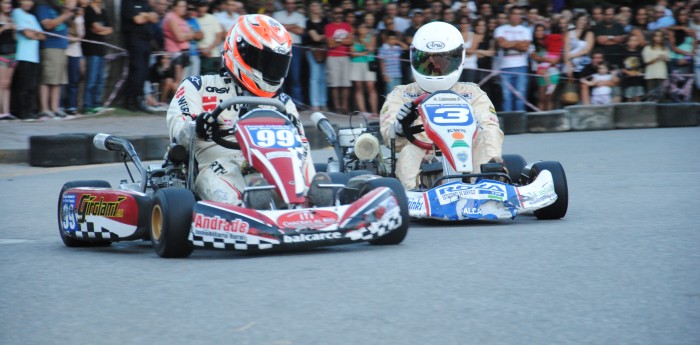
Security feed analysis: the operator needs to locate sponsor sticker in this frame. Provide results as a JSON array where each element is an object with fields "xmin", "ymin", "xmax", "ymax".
[
  {"xmin": 283, "ymin": 232, "xmax": 342, "ymax": 243},
  {"xmin": 278, "ymin": 210, "xmax": 338, "ymax": 230},
  {"xmin": 77, "ymin": 194, "xmax": 126, "ymax": 222},
  {"xmin": 435, "ymin": 182, "xmax": 506, "ymax": 205},
  {"xmin": 202, "ymin": 96, "xmax": 217, "ymax": 112},
  {"xmin": 193, "ymin": 214, "xmax": 249, "ymax": 234},
  {"xmin": 407, "ymin": 197, "xmax": 425, "ymax": 211},
  {"xmin": 61, "ymin": 194, "xmax": 78, "ymax": 231},
  {"xmin": 187, "ymin": 76, "xmax": 202, "ymax": 90}
]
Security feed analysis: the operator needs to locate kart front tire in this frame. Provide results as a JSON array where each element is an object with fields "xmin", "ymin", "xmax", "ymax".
[
  {"xmin": 359, "ymin": 178, "xmax": 409, "ymax": 245},
  {"xmin": 529, "ymin": 161, "xmax": 568, "ymax": 220},
  {"xmin": 502, "ymin": 154, "xmax": 527, "ymax": 184},
  {"xmin": 151, "ymin": 188, "xmax": 195, "ymax": 258},
  {"xmin": 57, "ymin": 180, "xmax": 113, "ymax": 247}
]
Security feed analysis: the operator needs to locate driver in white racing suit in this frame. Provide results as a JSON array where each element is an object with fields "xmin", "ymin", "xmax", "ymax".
[
  {"xmin": 167, "ymin": 14, "xmax": 314, "ymax": 204},
  {"xmin": 379, "ymin": 21, "xmax": 504, "ymax": 189}
]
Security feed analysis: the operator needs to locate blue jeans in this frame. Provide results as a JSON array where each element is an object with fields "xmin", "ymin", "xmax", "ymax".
[
  {"xmin": 281, "ymin": 46, "xmax": 304, "ymax": 104},
  {"xmin": 305, "ymin": 50, "xmax": 327, "ymax": 108},
  {"xmin": 500, "ymin": 66, "xmax": 529, "ymax": 111},
  {"xmin": 84, "ymin": 56, "xmax": 106, "ymax": 109},
  {"xmin": 695, "ymin": 62, "xmax": 700, "ymax": 90},
  {"xmin": 65, "ymin": 56, "xmax": 82, "ymax": 111},
  {"xmin": 384, "ymin": 77, "xmax": 402, "ymax": 96}
]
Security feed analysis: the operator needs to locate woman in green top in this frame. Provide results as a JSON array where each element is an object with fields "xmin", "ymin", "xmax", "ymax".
[{"xmin": 349, "ymin": 23, "xmax": 378, "ymax": 116}]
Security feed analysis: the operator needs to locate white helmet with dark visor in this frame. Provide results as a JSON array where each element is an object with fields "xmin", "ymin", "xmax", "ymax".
[{"xmin": 410, "ymin": 21, "xmax": 465, "ymax": 92}]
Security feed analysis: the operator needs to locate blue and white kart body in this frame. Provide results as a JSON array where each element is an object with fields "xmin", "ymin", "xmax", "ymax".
[
  {"xmin": 405, "ymin": 171, "xmax": 557, "ymax": 220},
  {"xmin": 399, "ymin": 91, "xmax": 567, "ymax": 221}
]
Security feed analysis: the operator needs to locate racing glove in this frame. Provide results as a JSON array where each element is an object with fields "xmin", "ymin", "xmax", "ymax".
[
  {"xmin": 393, "ymin": 101, "xmax": 415, "ymax": 136},
  {"xmin": 195, "ymin": 112, "xmax": 216, "ymax": 140}
]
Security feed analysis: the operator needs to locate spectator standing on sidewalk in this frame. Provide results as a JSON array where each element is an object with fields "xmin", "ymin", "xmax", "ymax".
[
  {"xmin": 184, "ymin": 4, "xmax": 203, "ymax": 78},
  {"xmin": 690, "ymin": 5, "xmax": 700, "ymax": 92},
  {"xmin": 593, "ymin": 6, "xmax": 627, "ymax": 70},
  {"xmin": 63, "ymin": 1, "xmax": 84, "ymax": 116},
  {"xmin": 82, "ymin": 0, "xmax": 112, "ymax": 114},
  {"xmin": 0, "ymin": 0, "xmax": 17, "ymax": 120},
  {"xmin": 195, "ymin": 0, "xmax": 222, "ymax": 75},
  {"xmin": 642, "ymin": 30, "xmax": 670, "ymax": 97},
  {"xmin": 667, "ymin": 8, "xmax": 696, "ymax": 75},
  {"xmin": 273, "ymin": 0, "xmax": 306, "ymax": 105},
  {"xmin": 35, "ymin": 0, "xmax": 75, "ymax": 119},
  {"xmin": 350, "ymin": 22, "xmax": 378, "ymax": 116},
  {"xmin": 564, "ymin": 13, "xmax": 594, "ymax": 80},
  {"xmin": 325, "ymin": 8, "xmax": 353, "ymax": 114},
  {"xmin": 303, "ymin": 0, "xmax": 328, "ymax": 111},
  {"xmin": 162, "ymin": 0, "xmax": 194, "ymax": 87},
  {"xmin": 215, "ymin": 0, "xmax": 239, "ymax": 32},
  {"xmin": 121, "ymin": 0, "xmax": 157, "ymax": 112},
  {"xmin": 621, "ymin": 34, "xmax": 645, "ymax": 102},
  {"xmin": 494, "ymin": 6, "xmax": 531, "ymax": 111},
  {"xmin": 377, "ymin": 30, "xmax": 402, "ymax": 96},
  {"xmin": 11, "ymin": 0, "xmax": 44, "ymax": 121}
]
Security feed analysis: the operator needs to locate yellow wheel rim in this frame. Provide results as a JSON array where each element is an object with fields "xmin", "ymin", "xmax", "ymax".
[{"xmin": 151, "ymin": 204, "xmax": 163, "ymax": 241}]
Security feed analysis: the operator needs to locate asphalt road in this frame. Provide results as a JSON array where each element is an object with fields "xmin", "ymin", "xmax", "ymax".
[{"xmin": 1, "ymin": 127, "xmax": 699, "ymax": 345}]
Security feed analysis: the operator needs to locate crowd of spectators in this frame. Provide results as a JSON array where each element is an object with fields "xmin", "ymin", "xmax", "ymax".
[{"xmin": 0, "ymin": 0, "xmax": 699, "ymax": 121}]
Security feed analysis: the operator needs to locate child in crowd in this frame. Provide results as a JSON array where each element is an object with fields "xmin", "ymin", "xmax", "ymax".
[
  {"xmin": 621, "ymin": 35, "xmax": 645, "ymax": 102},
  {"xmin": 581, "ymin": 62, "xmax": 616, "ymax": 105},
  {"xmin": 377, "ymin": 30, "xmax": 403, "ymax": 96}
]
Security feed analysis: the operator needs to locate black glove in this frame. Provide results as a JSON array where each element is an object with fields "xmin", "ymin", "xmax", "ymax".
[
  {"xmin": 393, "ymin": 101, "xmax": 415, "ymax": 136},
  {"xmin": 195, "ymin": 112, "xmax": 216, "ymax": 140}
]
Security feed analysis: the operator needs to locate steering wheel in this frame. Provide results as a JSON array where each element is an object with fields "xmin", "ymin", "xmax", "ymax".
[
  {"xmin": 199, "ymin": 96, "xmax": 288, "ymax": 151},
  {"xmin": 401, "ymin": 93, "xmax": 433, "ymax": 150}
]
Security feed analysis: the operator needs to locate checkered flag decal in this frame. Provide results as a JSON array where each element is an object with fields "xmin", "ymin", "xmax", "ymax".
[{"xmin": 73, "ymin": 222, "xmax": 118, "ymax": 241}]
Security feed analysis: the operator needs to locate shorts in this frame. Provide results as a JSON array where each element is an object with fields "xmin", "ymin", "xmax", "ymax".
[
  {"xmin": 591, "ymin": 93, "xmax": 611, "ymax": 105},
  {"xmin": 350, "ymin": 61, "xmax": 376, "ymax": 82},
  {"xmin": 171, "ymin": 51, "xmax": 190, "ymax": 67},
  {"xmin": 326, "ymin": 56, "xmax": 351, "ymax": 87},
  {"xmin": 40, "ymin": 49, "xmax": 68, "ymax": 85},
  {"xmin": 536, "ymin": 73, "xmax": 560, "ymax": 86},
  {"xmin": 0, "ymin": 54, "xmax": 17, "ymax": 68},
  {"xmin": 623, "ymin": 86, "xmax": 645, "ymax": 99}
]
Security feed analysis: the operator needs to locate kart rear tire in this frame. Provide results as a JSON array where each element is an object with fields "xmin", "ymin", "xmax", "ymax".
[
  {"xmin": 151, "ymin": 188, "xmax": 195, "ymax": 258},
  {"xmin": 529, "ymin": 161, "xmax": 568, "ymax": 220},
  {"xmin": 359, "ymin": 178, "xmax": 409, "ymax": 245},
  {"xmin": 502, "ymin": 154, "xmax": 527, "ymax": 184},
  {"xmin": 57, "ymin": 180, "xmax": 113, "ymax": 247}
]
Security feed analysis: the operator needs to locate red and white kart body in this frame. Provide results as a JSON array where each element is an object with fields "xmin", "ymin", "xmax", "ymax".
[{"xmin": 58, "ymin": 97, "xmax": 409, "ymax": 257}]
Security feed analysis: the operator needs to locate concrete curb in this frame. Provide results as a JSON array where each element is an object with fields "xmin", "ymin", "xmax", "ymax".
[
  {"xmin": 656, "ymin": 103, "xmax": 700, "ymax": 127},
  {"xmin": 565, "ymin": 104, "xmax": 614, "ymax": 131},
  {"xmin": 26, "ymin": 124, "xmax": 332, "ymax": 167},
  {"xmin": 527, "ymin": 110, "xmax": 571, "ymax": 133},
  {"xmin": 614, "ymin": 102, "xmax": 658, "ymax": 128},
  {"xmin": 498, "ymin": 111, "xmax": 527, "ymax": 134},
  {"xmin": 6, "ymin": 104, "xmax": 699, "ymax": 166}
]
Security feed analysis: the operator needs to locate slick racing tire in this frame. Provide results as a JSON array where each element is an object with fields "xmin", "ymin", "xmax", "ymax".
[
  {"xmin": 502, "ymin": 154, "xmax": 527, "ymax": 185},
  {"xmin": 529, "ymin": 161, "xmax": 569, "ymax": 220},
  {"xmin": 151, "ymin": 188, "xmax": 195, "ymax": 258},
  {"xmin": 358, "ymin": 178, "xmax": 409, "ymax": 245},
  {"xmin": 57, "ymin": 180, "xmax": 113, "ymax": 247}
]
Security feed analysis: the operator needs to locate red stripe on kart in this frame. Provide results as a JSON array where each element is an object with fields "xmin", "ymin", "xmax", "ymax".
[{"xmin": 423, "ymin": 192, "xmax": 430, "ymax": 217}]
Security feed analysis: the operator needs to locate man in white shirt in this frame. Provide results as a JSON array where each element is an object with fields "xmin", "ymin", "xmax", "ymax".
[
  {"xmin": 273, "ymin": 0, "xmax": 306, "ymax": 104},
  {"xmin": 494, "ymin": 6, "xmax": 531, "ymax": 111},
  {"xmin": 375, "ymin": 3, "xmax": 410, "ymax": 33},
  {"xmin": 215, "ymin": 0, "xmax": 240, "ymax": 33},
  {"xmin": 196, "ymin": 0, "xmax": 224, "ymax": 75}
]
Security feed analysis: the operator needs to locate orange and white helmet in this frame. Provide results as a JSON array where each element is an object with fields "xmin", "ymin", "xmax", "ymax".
[{"xmin": 223, "ymin": 15, "xmax": 293, "ymax": 97}]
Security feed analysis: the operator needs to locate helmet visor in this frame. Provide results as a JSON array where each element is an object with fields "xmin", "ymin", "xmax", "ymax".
[
  {"xmin": 237, "ymin": 40, "xmax": 292, "ymax": 84},
  {"xmin": 410, "ymin": 46, "xmax": 463, "ymax": 77}
]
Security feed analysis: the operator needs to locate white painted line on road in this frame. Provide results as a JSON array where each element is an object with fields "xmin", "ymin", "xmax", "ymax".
[{"xmin": 0, "ymin": 239, "xmax": 32, "ymax": 244}]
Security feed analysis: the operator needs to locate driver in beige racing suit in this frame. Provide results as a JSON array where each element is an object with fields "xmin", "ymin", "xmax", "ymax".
[
  {"xmin": 166, "ymin": 14, "xmax": 314, "ymax": 205},
  {"xmin": 380, "ymin": 21, "xmax": 504, "ymax": 189}
]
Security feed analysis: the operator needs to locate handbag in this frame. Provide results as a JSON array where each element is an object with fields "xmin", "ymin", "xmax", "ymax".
[
  {"xmin": 311, "ymin": 46, "xmax": 327, "ymax": 63},
  {"xmin": 560, "ymin": 80, "xmax": 580, "ymax": 105},
  {"xmin": 368, "ymin": 59, "xmax": 379, "ymax": 72}
]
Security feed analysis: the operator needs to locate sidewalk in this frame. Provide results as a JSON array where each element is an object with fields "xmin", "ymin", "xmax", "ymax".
[{"xmin": 0, "ymin": 109, "xmax": 363, "ymax": 165}]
